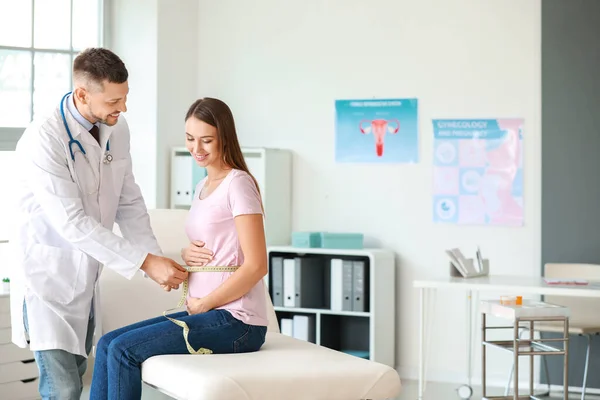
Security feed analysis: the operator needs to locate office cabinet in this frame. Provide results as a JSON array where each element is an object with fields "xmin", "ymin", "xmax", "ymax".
[
  {"xmin": 0, "ymin": 294, "xmax": 39, "ymax": 400},
  {"xmin": 170, "ymin": 147, "xmax": 292, "ymax": 246}
]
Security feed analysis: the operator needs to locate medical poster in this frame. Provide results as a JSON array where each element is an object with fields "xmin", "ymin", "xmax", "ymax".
[
  {"xmin": 335, "ymin": 98, "xmax": 419, "ymax": 163},
  {"xmin": 432, "ymin": 118, "xmax": 524, "ymax": 226}
]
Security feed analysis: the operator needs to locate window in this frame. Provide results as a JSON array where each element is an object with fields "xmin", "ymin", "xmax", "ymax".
[{"xmin": 0, "ymin": 0, "xmax": 104, "ymax": 149}]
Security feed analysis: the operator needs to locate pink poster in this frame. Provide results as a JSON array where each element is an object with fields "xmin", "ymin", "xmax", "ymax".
[{"xmin": 432, "ymin": 119, "xmax": 523, "ymax": 226}]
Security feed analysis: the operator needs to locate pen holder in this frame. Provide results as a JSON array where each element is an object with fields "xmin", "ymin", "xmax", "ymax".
[{"xmin": 449, "ymin": 259, "xmax": 490, "ymax": 279}]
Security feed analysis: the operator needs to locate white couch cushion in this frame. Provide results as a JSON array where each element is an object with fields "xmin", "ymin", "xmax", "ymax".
[{"xmin": 142, "ymin": 332, "xmax": 401, "ymax": 400}]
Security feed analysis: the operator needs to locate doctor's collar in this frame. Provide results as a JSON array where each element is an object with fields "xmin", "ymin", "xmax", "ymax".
[{"xmin": 66, "ymin": 93, "xmax": 98, "ymax": 133}]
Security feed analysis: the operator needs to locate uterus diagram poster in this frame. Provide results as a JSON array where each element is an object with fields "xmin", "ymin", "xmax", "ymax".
[
  {"xmin": 335, "ymin": 98, "xmax": 419, "ymax": 163},
  {"xmin": 432, "ymin": 119, "xmax": 524, "ymax": 226}
]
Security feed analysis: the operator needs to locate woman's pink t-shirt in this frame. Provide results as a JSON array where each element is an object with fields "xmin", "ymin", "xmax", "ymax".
[{"xmin": 184, "ymin": 169, "xmax": 268, "ymax": 326}]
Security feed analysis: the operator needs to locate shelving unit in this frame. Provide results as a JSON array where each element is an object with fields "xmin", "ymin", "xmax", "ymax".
[
  {"xmin": 170, "ymin": 146, "xmax": 292, "ymax": 245},
  {"xmin": 266, "ymin": 246, "xmax": 396, "ymax": 368}
]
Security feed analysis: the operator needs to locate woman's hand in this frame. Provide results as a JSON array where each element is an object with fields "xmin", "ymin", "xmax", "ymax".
[
  {"xmin": 186, "ymin": 296, "xmax": 214, "ymax": 315},
  {"xmin": 182, "ymin": 241, "xmax": 213, "ymax": 266}
]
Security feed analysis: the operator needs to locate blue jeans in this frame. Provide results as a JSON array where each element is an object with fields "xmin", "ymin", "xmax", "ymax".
[
  {"xmin": 89, "ymin": 309, "xmax": 267, "ymax": 400},
  {"xmin": 23, "ymin": 302, "xmax": 95, "ymax": 400}
]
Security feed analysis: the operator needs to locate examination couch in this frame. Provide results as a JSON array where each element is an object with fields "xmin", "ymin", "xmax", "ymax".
[{"xmin": 100, "ymin": 209, "xmax": 401, "ymax": 400}]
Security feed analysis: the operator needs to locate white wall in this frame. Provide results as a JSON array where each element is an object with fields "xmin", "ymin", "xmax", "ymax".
[
  {"xmin": 108, "ymin": 0, "xmax": 198, "ymax": 209},
  {"xmin": 156, "ymin": 0, "xmax": 199, "ymax": 208},
  {"xmin": 108, "ymin": 0, "xmax": 159, "ymax": 207},
  {"xmin": 194, "ymin": 0, "xmax": 541, "ymax": 385}
]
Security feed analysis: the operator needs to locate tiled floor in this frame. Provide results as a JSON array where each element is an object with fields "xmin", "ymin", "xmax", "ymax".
[
  {"xmin": 81, "ymin": 384, "xmax": 171, "ymax": 399},
  {"xmin": 81, "ymin": 373, "xmax": 172, "ymax": 399},
  {"xmin": 80, "ymin": 378, "xmax": 600, "ymax": 399},
  {"xmin": 395, "ymin": 379, "xmax": 600, "ymax": 400}
]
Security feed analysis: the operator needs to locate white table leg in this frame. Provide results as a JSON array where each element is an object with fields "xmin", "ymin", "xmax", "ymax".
[
  {"xmin": 467, "ymin": 290, "xmax": 472, "ymax": 387},
  {"xmin": 456, "ymin": 290, "xmax": 475, "ymax": 399},
  {"xmin": 472, "ymin": 291, "xmax": 480, "ymax": 384}
]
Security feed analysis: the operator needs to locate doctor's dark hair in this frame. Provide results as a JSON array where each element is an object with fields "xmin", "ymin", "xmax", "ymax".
[
  {"xmin": 73, "ymin": 48, "xmax": 128, "ymax": 88},
  {"xmin": 185, "ymin": 98, "xmax": 264, "ymax": 209}
]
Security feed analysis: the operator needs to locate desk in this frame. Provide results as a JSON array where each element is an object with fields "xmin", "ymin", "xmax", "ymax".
[{"xmin": 413, "ymin": 275, "xmax": 600, "ymax": 400}]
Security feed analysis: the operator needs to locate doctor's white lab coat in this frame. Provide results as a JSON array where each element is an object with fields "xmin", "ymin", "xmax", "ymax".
[{"xmin": 9, "ymin": 103, "xmax": 162, "ymax": 357}]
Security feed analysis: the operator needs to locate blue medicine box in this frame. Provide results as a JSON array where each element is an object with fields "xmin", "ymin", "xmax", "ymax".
[
  {"xmin": 291, "ymin": 232, "xmax": 364, "ymax": 249},
  {"xmin": 319, "ymin": 232, "xmax": 363, "ymax": 249},
  {"xmin": 291, "ymin": 232, "xmax": 322, "ymax": 248}
]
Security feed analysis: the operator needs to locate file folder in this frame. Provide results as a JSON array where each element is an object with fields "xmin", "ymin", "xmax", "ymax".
[
  {"xmin": 171, "ymin": 155, "xmax": 193, "ymax": 206},
  {"xmin": 292, "ymin": 315, "xmax": 316, "ymax": 343},
  {"xmin": 330, "ymin": 259, "xmax": 353, "ymax": 311},
  {"xmin": 294, "ymin": 257, "xmax": 325, "ymax": 308},
  {"xmin": 330, "ymin": 258, "xmax": 343, "ymax": 311},
  {"xmin": 280, "ymin": 318, "xmax": 293, "ymax": 337},
  {"xmin": 342, "ymin": 260, "xmax": 353, "ymax": 311},
  {"xmin": 271, "ymin": 257, "xmax": 284, "ymax": 307},
  {"xmin": 283, "ymin": 257, "xmax": 325, "ymax": 308},
  {"xmin": 283, "ymin": 258, "xmax": 296, "ymax": 307},
  {"xmin": 352, "ymin": 261, "xmax": 366, "ymax": 312}
]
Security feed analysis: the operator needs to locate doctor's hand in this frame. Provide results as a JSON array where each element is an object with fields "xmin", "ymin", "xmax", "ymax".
[
  {"xmin": 181, "ymin": 241, "xmax": 213, "ymax": 266},
  {"xmin": 140, "ymin": 254, "xmax": 188, "ymax": 288},
  {"xmin": 161, "ymin": 284, "xmax": 174, "ymax": 292}
]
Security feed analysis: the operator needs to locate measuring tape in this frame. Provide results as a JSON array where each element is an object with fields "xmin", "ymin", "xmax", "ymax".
[{"xmin": 163, "ymin": 265, "xmax": 240, "ymax": 354}]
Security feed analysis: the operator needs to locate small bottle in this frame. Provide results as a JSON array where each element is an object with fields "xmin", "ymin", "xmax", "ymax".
[{"xmin": 516, "ymin": 296, "xmax": 523, "ymax": 306}]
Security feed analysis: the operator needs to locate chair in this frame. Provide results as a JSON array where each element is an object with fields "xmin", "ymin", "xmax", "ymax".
[
  {"xmin": 505, "ymin": 263, "xmax": 600, "ymax": 400},
  {"xmin": 100, "ymin": 208, "xmax": 401, "ymax": 400}
]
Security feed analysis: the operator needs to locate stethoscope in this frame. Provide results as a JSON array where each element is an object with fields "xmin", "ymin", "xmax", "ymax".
[{"xmin": 60, "ymin": 92, "xmax": 113, "ymax": 164}]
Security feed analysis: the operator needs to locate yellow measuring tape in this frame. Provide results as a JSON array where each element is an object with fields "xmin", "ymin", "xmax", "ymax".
[{"xmin": 163, "ymin": 265, "xmax": 240, "ymax": 354}]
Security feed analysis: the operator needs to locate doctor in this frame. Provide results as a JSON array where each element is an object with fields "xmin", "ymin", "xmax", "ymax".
[{"xmin": 9, "ymin": 48, "xmax": 207, "ymax": 399}]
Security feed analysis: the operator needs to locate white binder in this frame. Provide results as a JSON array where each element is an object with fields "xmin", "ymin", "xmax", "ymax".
[
  {"xmin": 330, "ymin": 258, "xmax": 343, "ymax": 311},
  {"xmin": 283, "ymin": 258, "xmax": 296, "ymax": 307},
  {"xmin": 280, "ymin": 318, "xmax": 293, "ymax": 337},
  {"xmin": 292, "ymin": 315, "xmax": 315, "ymax": 343},
  {"xmin": 171, "ymin": 155, "xmax": 193, "ymax": 206}
]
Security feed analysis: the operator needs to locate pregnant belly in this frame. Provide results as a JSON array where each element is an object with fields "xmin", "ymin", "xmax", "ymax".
[{"xmin": 187, "ymin": 271, "xmax": 230, "ymax": 298}]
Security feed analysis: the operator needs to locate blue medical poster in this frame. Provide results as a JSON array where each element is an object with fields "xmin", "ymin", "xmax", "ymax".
[
  {"xmin": 432, "ymin": 118, "xmax": 524, "ymax": 226},
  {"xmin": 335, "ymin": 98, "xmax": 419, "ymax": 163}
]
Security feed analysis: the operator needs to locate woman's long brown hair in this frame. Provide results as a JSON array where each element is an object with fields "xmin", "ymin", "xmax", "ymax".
[{"xmin": 185, "ymin": 98, "xmax": 264, "ymax": 212}]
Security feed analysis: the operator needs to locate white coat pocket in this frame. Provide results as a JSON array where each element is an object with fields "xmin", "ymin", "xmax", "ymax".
[
  {"xmin": 25, "ymin": 244, "xmax": 85, "ymax": 305},
  {"xmin": 110, "ymin": 159, "xmax": 128, "ymax": 194}
]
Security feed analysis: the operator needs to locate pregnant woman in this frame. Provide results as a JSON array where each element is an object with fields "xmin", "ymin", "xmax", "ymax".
[{"xmin": 89, "ymin": 97, "xmax": 269, "ymax": 400}]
